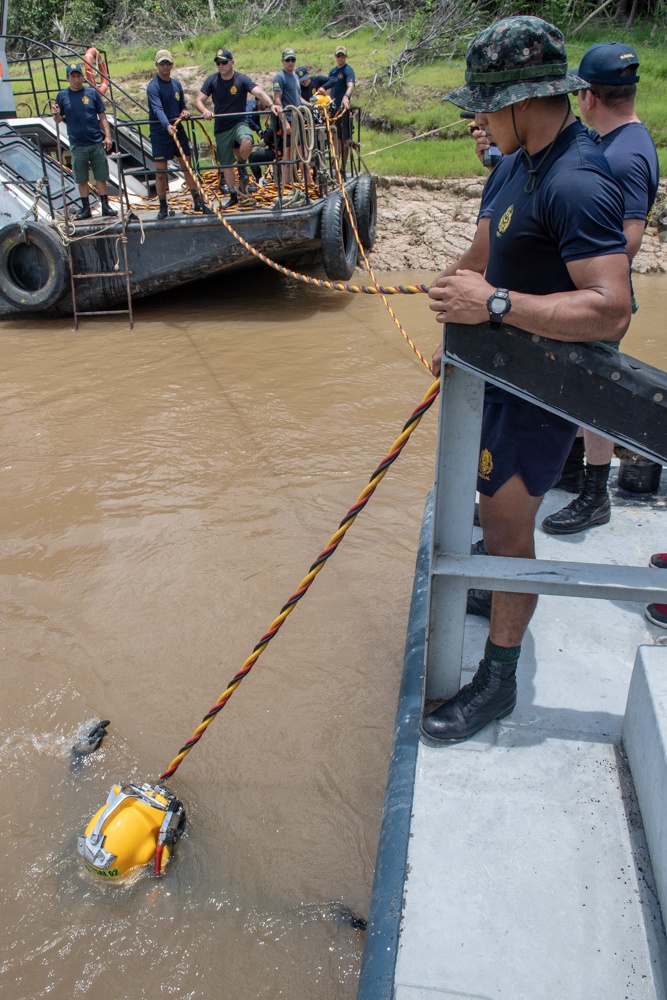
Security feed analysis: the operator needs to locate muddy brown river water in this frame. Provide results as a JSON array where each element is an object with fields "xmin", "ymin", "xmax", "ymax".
[{"xmin": 0, "ymin": 269, "xmax": 664, "ymax": 1000}]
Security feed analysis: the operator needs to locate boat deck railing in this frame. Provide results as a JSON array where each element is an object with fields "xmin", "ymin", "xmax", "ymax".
[
  {"xmin": 426, "ymin": 325, "xmax": 667, "ymax": 700},
  {"xmin": 1, "ymin": 35, "xmax": 363, "ymax": 213}
]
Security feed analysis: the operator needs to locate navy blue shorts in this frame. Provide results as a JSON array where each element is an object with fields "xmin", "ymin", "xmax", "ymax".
[
  {"xmin": 151, "ymin": 125, "xmax": 191, "ymax": 161},
  {"xmin": 477, "ymin": 399, "xmax": 578, "ymax": 498}
]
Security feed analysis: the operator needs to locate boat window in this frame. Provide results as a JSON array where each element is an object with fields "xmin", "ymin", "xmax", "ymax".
[{"xmin": 0, "ymin": 144, "xmax": 49, "ymax": 182}]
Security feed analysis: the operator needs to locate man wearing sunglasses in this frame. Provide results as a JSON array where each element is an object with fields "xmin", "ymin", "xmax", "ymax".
[
  {"xmin": 147, "ymin": 49, "xmax": 212, "ymax": 219},
  {"xmin": 272, "ymin": 47, "xmax": 308, "ymax": 190},
  {"xmin": 195, "ymin": 48, "xmax": 276, "ymax": 208}
]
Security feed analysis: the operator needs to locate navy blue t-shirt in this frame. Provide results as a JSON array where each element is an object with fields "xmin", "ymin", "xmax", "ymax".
[
  {"xmin": 478, "ymin": 151, "xmax": 518, "ymax": 221},
  {"xmin": 55, "ymin": 86, "xmax": 105, "ymax": 147},
  {"xmin": 147, "ymin": 75, "xmax": 187, "ymax": 135},
  {"xmin": 486, "ymin": 121, "xmax": 626, "ymax": 295},
  {"xmin": 323, "ymin": 63, "xmax": 355, "ymax": 106},
  {"xmin": 300, "ymin": 75, "xmax": 329, "ymax": 102},
  {"xmin": 485, "ymin": 121, "xmax": 626, "ymax": 403},
  {"xmin": 200, "ymin": 71, "xmax": 257, "ymax": 133},
  {"xmin": 590, "ymin": 121, "xmax": 659, "ymax": 222},
  {"xmin": 272, "ymin": 68, "xmax": 302, "ymax": 109}
]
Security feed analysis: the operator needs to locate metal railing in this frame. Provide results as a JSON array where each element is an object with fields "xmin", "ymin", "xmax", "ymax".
[{"xmin": 426, "ymin": 323, "xmax": 667, "ymax": 700}]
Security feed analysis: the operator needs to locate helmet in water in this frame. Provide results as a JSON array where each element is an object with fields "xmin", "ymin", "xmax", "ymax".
[{"xmin": 77, "ymin": 782, "xmax": 186, "ymax": 879}]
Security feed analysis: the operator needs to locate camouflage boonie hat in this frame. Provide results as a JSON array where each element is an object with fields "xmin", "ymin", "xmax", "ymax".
[{"xmin": 446, "ymin": 16, "xmax": 588, "ymax": 113}]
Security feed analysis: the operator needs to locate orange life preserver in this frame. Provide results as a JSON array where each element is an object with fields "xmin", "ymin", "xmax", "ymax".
[{"xmin": 83, "ymin": 47, "xmax": 109, "ymax": 96}]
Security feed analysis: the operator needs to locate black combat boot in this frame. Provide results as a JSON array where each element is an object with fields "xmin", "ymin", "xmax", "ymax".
[
  {"xmin": 100, "ymin": 195, "xmax": 118, "ymax": 217},
  {"xmin": 420, "ymin": 653, "xmax": 518, "ymax": 745},
  {"xmin": 191, "ymin": 190, "xmax": 214, "ymax": 214},
  {"xmin": 75, "ymin": 196, "xmax": 92, "ymax": 220},
  {"xmin": 157, "ymin": 199, "xmax": 169, "ymax": 220},
  {"xmin": 224, "ymin": 190, "xmax": 239, "ymax": 208},
  {"xmin": 554, "ymin": 436, "xmax": 585, "ymax": 492},
  {"xmin": 541, "ymin": 463, "xmax": 611, "ymax": 535}
]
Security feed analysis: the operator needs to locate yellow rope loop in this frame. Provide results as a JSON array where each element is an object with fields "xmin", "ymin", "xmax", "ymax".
[
  {"xmin": 169, "ymin": 114, "xmax": 432, "ymax": 372},
  {"xmin": 322, "ymin": 108, "xmax": 432, "ymax": 373}
]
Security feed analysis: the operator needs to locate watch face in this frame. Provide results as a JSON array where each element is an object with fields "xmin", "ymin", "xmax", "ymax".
[{"xmin": 490, "ymin": 297, "xmax": 506, "ymax": 314}]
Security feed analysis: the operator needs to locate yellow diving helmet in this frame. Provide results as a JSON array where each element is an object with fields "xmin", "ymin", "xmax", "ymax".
[{"xmin": 77, "ymin": 782, "xmax": 186, "ymax": 879}]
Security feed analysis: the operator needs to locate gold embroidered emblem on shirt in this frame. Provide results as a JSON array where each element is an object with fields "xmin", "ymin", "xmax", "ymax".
[
  {"xmin": 230, "ymin": 85, "xmax": 237, "ymax": 94},
  {"xmin": 496, "ymin": 204, "xmax": 513, "ymax": 237},
  {"xmin": 82, "ymin": 96, "xmax": 90, "ymax": 104},
  {"xmin": 478, "ymin": 448, "xmax": 493, "ymax": 481}
]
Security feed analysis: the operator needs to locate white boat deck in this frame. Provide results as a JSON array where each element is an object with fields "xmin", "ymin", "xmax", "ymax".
[{"xmin": 359, "ymin": 473, "xmax": 667, "ymax": 1000}]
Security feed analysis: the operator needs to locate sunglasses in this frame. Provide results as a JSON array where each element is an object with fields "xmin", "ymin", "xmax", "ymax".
[
  {"xmin": 216, "ymin": 59, "xmax": 230, "ymax": 65},
  {"xmin": 283, "ymin": 57, "xmax": 296, "ymax": 62},
  {"xmin": 158, "ymin": 60, "xmax": 173, "ymax": 66}
]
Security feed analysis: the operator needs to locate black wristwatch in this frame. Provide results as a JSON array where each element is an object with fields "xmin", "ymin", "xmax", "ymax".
[{"xmin": 486, "ymin": 288, "xmax": 511, "ymax": 325}]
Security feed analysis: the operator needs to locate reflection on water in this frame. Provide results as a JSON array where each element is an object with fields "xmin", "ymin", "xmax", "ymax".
[{"xmin": 0, "ymin": 266, "xmax": 664, "ymax": 1000}]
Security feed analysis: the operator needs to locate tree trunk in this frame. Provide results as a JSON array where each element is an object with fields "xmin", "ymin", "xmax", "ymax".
[
  {"xmin": 625, "ymin": 0, "xmax": 639, "ymax": 27},
  {"xmin": 208, "ymin": 0, "xmax": 216, "ymax": 22}
]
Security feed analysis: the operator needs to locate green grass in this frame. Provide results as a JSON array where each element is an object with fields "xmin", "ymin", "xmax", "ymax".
[{"xmin": 56, "ymin": 20, "xmax": 667, "ymax": 178}]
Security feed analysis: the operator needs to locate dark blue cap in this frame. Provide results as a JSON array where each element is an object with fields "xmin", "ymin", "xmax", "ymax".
[
  {"xmin": 577, "ymin": 42, "xmax": 639, "ymax": 85},
  {"xmin": 296, "ymin": 66, "xmax": 309, "ymax": 80},
  {"xmin": 66, "ymin": 62, "xmax": 83, "ymax": 76}
]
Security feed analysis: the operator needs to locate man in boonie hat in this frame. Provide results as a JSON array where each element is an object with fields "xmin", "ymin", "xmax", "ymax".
[
  {"xmin": 421, "ymin": 16, "xmax": 632, "ymax": 749},
  {"xmin": 541, "ymin": 41, "xmax": 659, "ymax": 538}
]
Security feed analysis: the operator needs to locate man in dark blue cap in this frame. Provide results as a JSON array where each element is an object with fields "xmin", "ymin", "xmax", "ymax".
[
  {"xmin": 52, "ymin": 63, "xmax": 117, "ymax": 220},
  {"xmin": 542, "ymin": 41, "xmax": 659, "ymax": 536},
  {"xmin": 195, "ymin": 49, "xmax": 276, "ymax": 208},
  {"xmin": 423, "ymin": 16, "xmax": 631, "ymax": 747},
  {"xmin": 295, "ymin": 65, "xmax": 330, "ymax": 103}
]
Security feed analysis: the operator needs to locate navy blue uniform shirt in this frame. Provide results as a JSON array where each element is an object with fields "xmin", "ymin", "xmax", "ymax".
[
  {"xmin": 200, "ymin": 71, "xmax": 257, "ymax": 133},
  {"xmin": 55, "ymin": 86, "xmax": 105, "ymax": 146},
  {"xmin": 147, "ymin": 75, "xmax": 187, "ymax": 135},
  {"xmin": 323, "ymin": 63, "xmax": 355, "ymax": 106},
  {"xmin": 299, "ymin": 75, "xmax": 330, "ymax": 102},
  {"xmin": 591, "ymin": 121, "xmax": 659, "ymax": 223}
]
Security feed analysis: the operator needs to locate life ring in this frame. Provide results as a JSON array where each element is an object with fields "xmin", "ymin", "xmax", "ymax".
[
  {"xmin": 84, "ymin": 47, "xmax": 109, "ymax": 96},
  {"xmin": 320, "ymin": 190, "xmax": 358, "ymax": 281},
  {"xmin": 352, "ymin": 174, "xmax": 377, "ymax": 250},
  {"xmin": 0, "ymin": 222, "xmax": 68, "ymax": 310}
]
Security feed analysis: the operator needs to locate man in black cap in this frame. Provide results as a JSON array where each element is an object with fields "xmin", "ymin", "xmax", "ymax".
[
  {"xmin": 422, "ymin": 16, "xmax": 631, "ymax": 747},
  {"xmin": 147, "ymin": 49, "xmax": 212, "ymax": 219},
  {"xmin": 195, "ymin": 49, "xmax": 276, "ymax": 208},
  {"xmin": 541, "ymin": 42, "xmax": 659, "ymax": 536},
  {"xmin": 52, "ymin": 63, "xmax": 117, "ymax": 220}
]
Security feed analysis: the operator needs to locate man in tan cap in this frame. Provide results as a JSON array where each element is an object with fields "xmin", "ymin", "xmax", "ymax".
[
  {"xmin": 316, "ymin": 45, "xmax": 355, "ymax": 175},
  {"xmin": 272, "ymin": 47, "xmax": 308, "ymax": 190},
  {"xmin": 147, "ymin": 50, "xmax": 211, "ymax": 219}
]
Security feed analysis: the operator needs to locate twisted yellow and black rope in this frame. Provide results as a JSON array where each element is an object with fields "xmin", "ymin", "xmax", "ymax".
[{"xmin": 158, "ymin": 374, "xmax": 440, "ymax": 780}]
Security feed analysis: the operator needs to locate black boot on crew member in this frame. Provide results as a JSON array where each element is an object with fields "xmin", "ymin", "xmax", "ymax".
[
  {"xmin": 420, "ymin": 639, "xmax": 519, "ymax": 746},
  {"xmin": 100, "ymin": 195, "xmax": 118, "ymax": 217},
  {"xmin": 555, "ymin": 435, "xmax": 585, "ymax": 492},
  {"xmin": 157, "ymin": 198, "xmax": 169, "ymax": 220},
  {"xmin": 542, "ymin": 463, "xmax": 611, "ymax": 535},
  {"xmin": 191, "ymin": 190, "xmax": 214, "ymax": 214},
  {"xmin": 75, "ymin": 196, "xmax": 92, "ymax": 220}
]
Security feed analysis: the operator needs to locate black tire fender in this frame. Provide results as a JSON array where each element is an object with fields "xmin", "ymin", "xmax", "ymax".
[
  {"xmin": 320, "ymin": 189, "xmax": 358, "ymax": 281},
  {"xmin": 352, "ymin": 174, "xmax": 377, "ymax": 250},
  {"xmin": 0, "ymin": 221, "xmax": 68, "ymax": 310}
]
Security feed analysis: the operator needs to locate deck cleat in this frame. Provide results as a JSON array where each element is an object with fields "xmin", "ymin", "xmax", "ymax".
[{"xmin": 77, "ymin": 781, "xmax": 186, "ymax": 880}]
